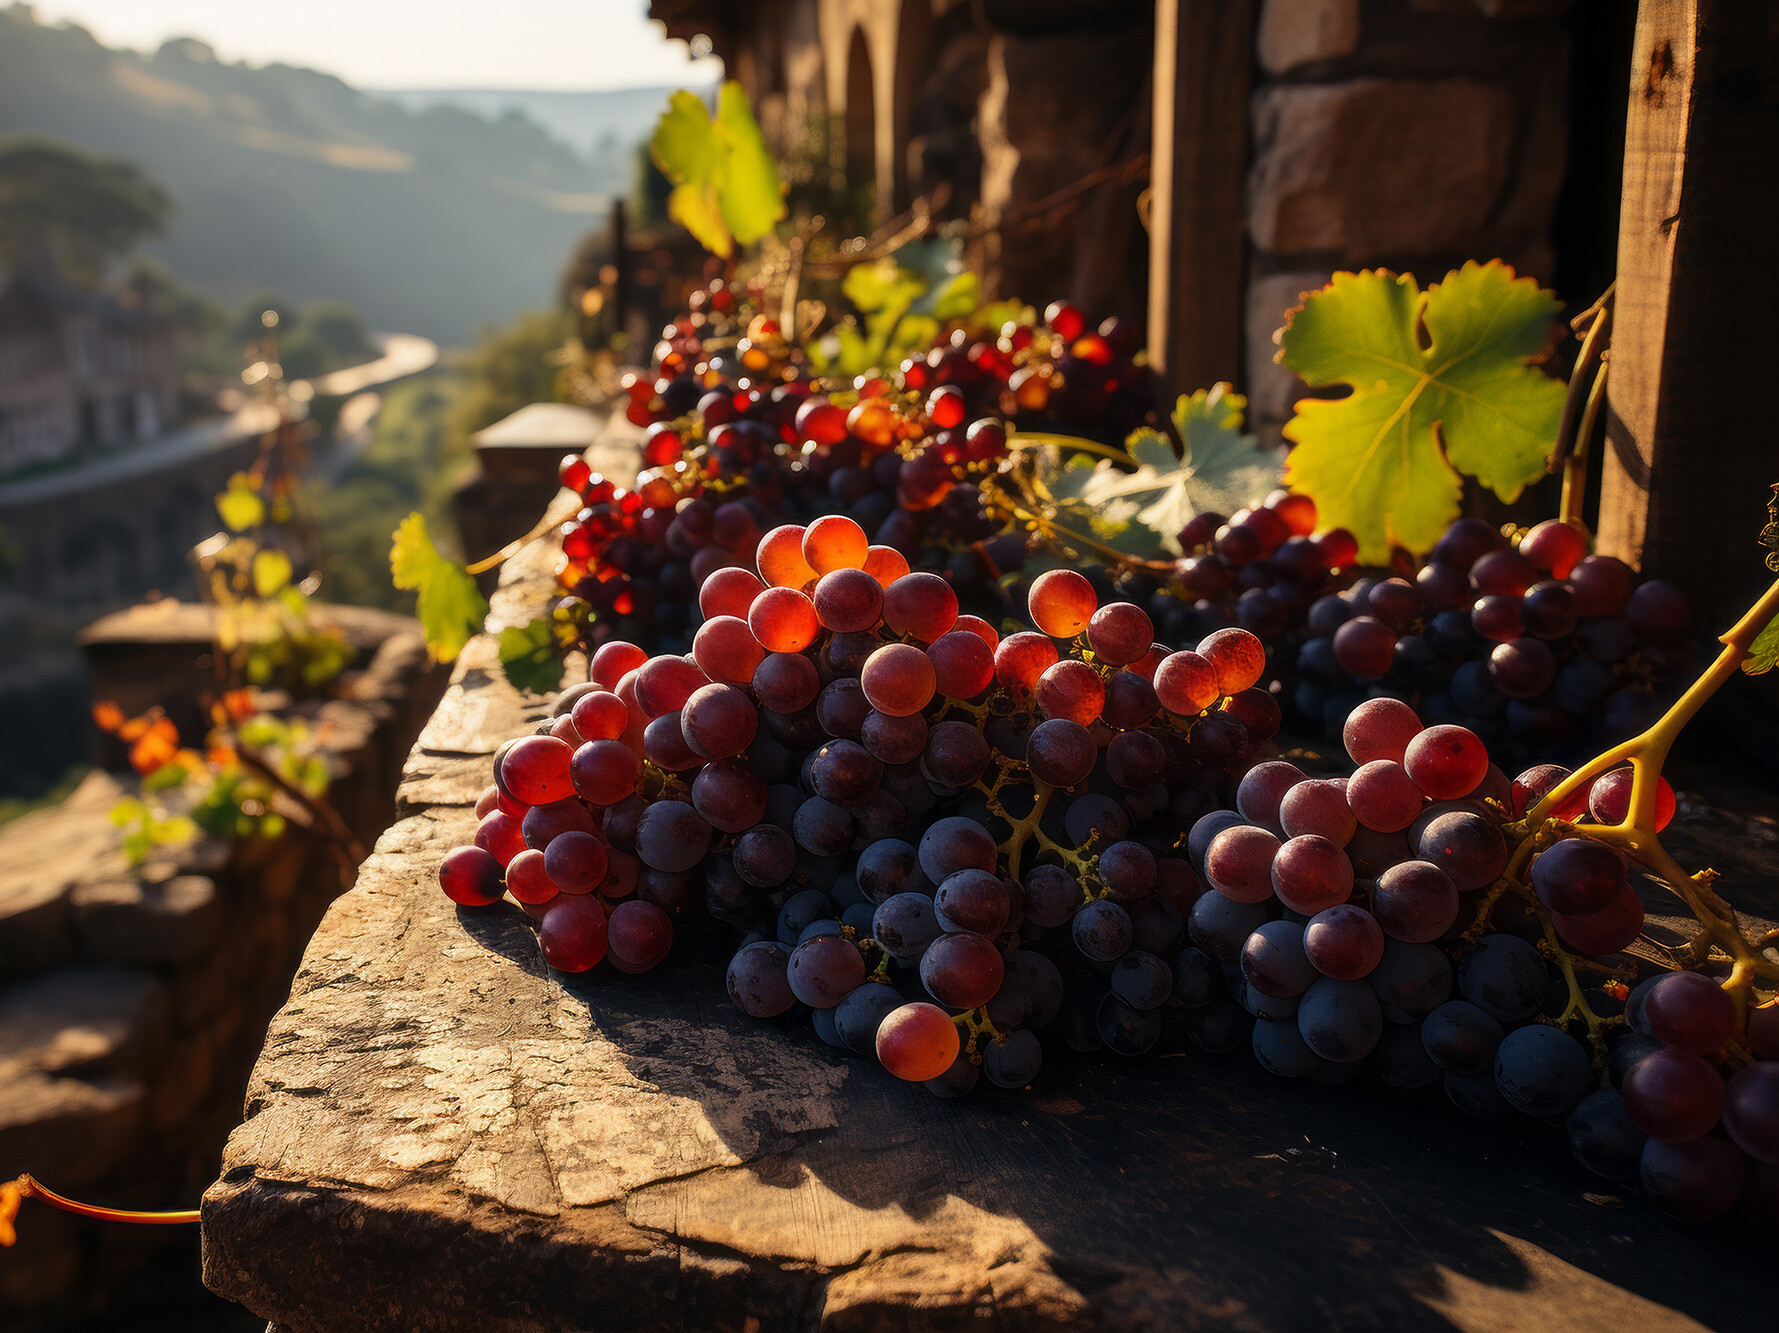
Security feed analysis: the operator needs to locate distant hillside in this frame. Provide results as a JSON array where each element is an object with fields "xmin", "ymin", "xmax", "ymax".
[
  {"xmin": 373, "ymin": 85, "xmax": 684, "ymax": 158},
  {"xmin": 0, "ymin": 12, "xmax": 631, "ymax": 343}
]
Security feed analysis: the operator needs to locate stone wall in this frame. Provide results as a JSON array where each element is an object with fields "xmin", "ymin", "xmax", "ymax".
[
  {"xmin": 0, "ymin": 617, "xmax": 447, "ymax": 1327},
  {"xmin": 1242, "ymin": 0, "xmax": 1574, "ymax": 439}
]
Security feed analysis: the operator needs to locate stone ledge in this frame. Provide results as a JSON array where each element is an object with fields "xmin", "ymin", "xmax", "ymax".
[{"xmin": 201, "ymin": 435, "xmax": 1772, "ymax": 1332}]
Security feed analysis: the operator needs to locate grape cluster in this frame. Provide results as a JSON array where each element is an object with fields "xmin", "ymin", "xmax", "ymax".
[{"xmin": 1123, "ymin": 496, "xmax": 1696, "ymax": 768}]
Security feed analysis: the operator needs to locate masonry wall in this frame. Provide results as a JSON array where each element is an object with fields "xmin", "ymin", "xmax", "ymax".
[{"xmin": 0, "ymin": 616, "xmax": 447, "ymax": 1327}]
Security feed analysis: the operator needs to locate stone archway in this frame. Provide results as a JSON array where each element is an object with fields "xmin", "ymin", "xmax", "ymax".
[{"xmin": 843, "ymin": 26, "xmax": 877, "ymax": 220}]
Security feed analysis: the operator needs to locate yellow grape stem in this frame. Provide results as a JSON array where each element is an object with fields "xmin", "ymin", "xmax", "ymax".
[{"xmin": 1517, "ymin": 574, "xmax": 1779, "ymax": 1004}]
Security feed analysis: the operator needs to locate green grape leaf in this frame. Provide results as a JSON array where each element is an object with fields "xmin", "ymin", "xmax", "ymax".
[
  {"xmin": 713, "ymin": 81, "xmax": 784, "ymax": 248},
  {"xmin": 1278, "ymin": 261, "xmax": 1565, "ymax": 563},
  {"xmin": 1743, "ymin": 616, "xmax": 1779, "ymax": 676},
  {"xmin": 1040, "ymin": 385, "xmax": 1280, "ymax": 557},
  {"xmin": 216, "ymin": 473, "xmax": 265, "ymax": 532},
  {"xmin": 649, "ymin": 82, "xmax": 785, "ymax": 258},
  {"xmin": 389, "ymin": 512, "xmax": 488, "ymax": 663},
  {"xmin": 843, "ymin": 259, "xmax": 925, "ymax": 321},
  {"xmin": 929, "ymin": 271, "xmax": 982, "ymax": 322},
  {"xmin": 251, "ymin": 548, "xmax": 293, "ymax": 597},
  {"xmin": 498, "ymin": 618, "xmax": 566, "ymax": 695}
]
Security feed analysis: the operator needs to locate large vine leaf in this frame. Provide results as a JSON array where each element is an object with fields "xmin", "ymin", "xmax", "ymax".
[
  {"xmin": 498, "ymin": 618, "xmax": 566, "ymax": 695},
  {"xmin": 649, "ymin": 82, "xmax": 785, "ymax": 258},
  {"xmin": 1041, "ymin": 385, "xmax": 1281, "ymax": 556},
  {"xmin": 1278, "ymin": 261, "xmax": 1565, "ymax": 562},
  {"xmin": 389, "ymin": 512, "xmax": 488, "ymax": 663}
]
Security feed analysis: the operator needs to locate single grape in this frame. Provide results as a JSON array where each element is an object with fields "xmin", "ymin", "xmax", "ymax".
[
  {"xmin": 882, "ymin": 571, "xmax": 959, "ymax": 642},
  {"xmin": 1028, "ymin": 569, "xmax": 1098, "ymax": 638},
  {"xmin": 928, "ymin": 630, "xmax": 995, "ymax": 699},
  {"xmin": 1303, "ymin": 904, "xmax": 1385, "ymax": 980},
  {"xmin": 1723, "ymin": 1062, "xmax": 1779, "ymax": 1165},
  {"xmin": 982, "ymin": 1028, "xmax": 1045, "ymax": 1087},
  {"xmin": 1242, "ymin": 919, "xmax": 1317, "ymax": 998},
  {"xmin": 538, "ymin": 896, "xmax": 608, "ymax": 971},
  {"xmin": 1640, "ymin": 1135, "xmax": 1746, "ymax": 1223},
  {"xmin": 1343, "ymin": 697, "xmax": 1422, "ymax": 766},
  {"xmin": 1278, "ymin": 779, "xmax": 1357, "ymax": 845},
  {"xmin": 1073, "ymin": 900, "xmax": 1134, "ymax": 962},
  {"xmin": 1347, "ymin": 761, "xmax": 1424, "ymax": 833},
  {"xmin": 1333, "ymin": 616, "xmax": 1396, "ymax": 679},
  {"xmin": 934, "ymin": 867, "xmax": 1011, "ymax": 935},
  {"xmin": 862, "ymin": 544, "xmax": 912, "ymax": 589},
  {"xmin": 787, "ymin": 934, "xmax": 867, "ymax": 1007},
  {"xmin": 755, "ymin": 523, "xmax": 818, "ymax": 588},
  {"xmin": 1205, "ymin": 824, "xmax": 1282, "ymax": 904},
  {"xmin": 1550, "ymin": 884, "xmax": 1645, "ymax": 956},
  {"xmin": 1413, "ymin": 810, "xmax": 1506, "ymax": 892},
  {"xmin": 993, "ymin": 631, "xmax": 1060, "ymax": 698},
  {"xmin": 748, "ymin": 586, "xmax": 821, "ymax": 653},
  {"xmin": 1458, "ymin": 934, "xmax": 1549, "ymax": 1023},
  {"xmin": 1529, "ymin": 838, "xmax": 1628, "ymax": 916},
  {"xmin": 1026, "ymin": 718, "xmax": 1097, "ymax": 788},
  {"xmin": 733, "ymin": 824, "xmax": 796, "ymax": 887},
  {"xmin": 1271, "ymin": 834, "xmax": 1354, "ymax": 915},
  {"xmin": 500, "ymin": 735, "xmax": 575, "ymax": 805},
  {"xmin": 861, "ymin": 643, "xmax": 937, "ymax": 718},
  {"xmin": 873, "ymin": 892, "xmax": 942, "ymax": 960},
  {"xmin": 1098, "ymin": 995, "xmax": 1162, "ymax": 1055},
  {"xmin": 802, "ymin": 514, "xmax": 868, "ymax": 575},
  {"xmin": 1491, "ymin": 1024, "xmax": 1591, "ymax": 1121},
  {"xmin": 1087, "ymin": 602, "xmax": 1154, "ymax": 666},
  {"xmin": 1109, "ymin": 951, "xmax": 1173, "ymax": 1010},
  {"xmin": 1403, "ymin": 724, "xmax": 1488, "ymax": 801},
  {"xmin": 1421, "ymin": 1000, "xmax": 1504, "ymax": 1074},
  {"xmin": 877, "ymin": 1002, "xmax": 963, "ymax": 1081},
  {"xmin": 607, "ymin": 899, "xmax": 672, "ymax": 971},
  {"xmin": 1034, "ymin": 659, "xmax": 1105, "ymax": 726},
  {"xmin": 699, "ymin": 566, "xmax": 766, "ymax": 621},
  {"xmin": 1154, "ymin": 650, "xmax": 1219, "ymax": 715},
  {"xmin": 1642, "ymin": 970, "xmax": 1735, "ymax": 1055},
  {"xmin": 812, "ymin": 567, "xmax": 884, "ymax": 633},
  {"xmin": 1197, "ymin": 627, "xmax": 1266, "ymax": 693},
  {"xmin": 438, "ymin": 845, "xmax": 504, "ymax": 906},
  {"xmin": 752, "ymin": 652, "xmax": 820, "ymax": 713},
  {"xmin": 1372, "ymin": 860, "xmax": 1459, "ymax": 942},
  {"xmin": 1297, "ymin": 976, "xmax": 1384, "ymax": 1062},
  {"xmin": 921, "ymin": 931, "xmax": 1005, "ymax": 1008}
]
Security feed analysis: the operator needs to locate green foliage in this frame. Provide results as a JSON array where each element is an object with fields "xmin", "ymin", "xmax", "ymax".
[
  {"xmin": 1278, "ymin": 261, "xmax": 1566, "ymax": 563},
  {"xmin": 1036, "ymin": 386, "xmax": 1281, "ymax": 557},
  {"xmin": 0, "ymin": 133, "xmax": 171, "ymax": 282},
  {"xmin": 278, "ymin": 299, "xmax": 374, "ymax": 380},
  {"xmin": 649, "ymin": 82, "xmax": 785, "ymax": 258},
  {"xmin": 1745, "ymin": 617, "xmax": 1779, "ymax": 678},
  {"xmin": 216, "ymin": 473, "xmax": 266, "ymax": 532},
  {"xmin": 498, "ymin": 619, "xmax": 567, "ymax": 695},
  {"xmin": 109, "ymin": 796, "xmax": 197, "ymax": 868},
  {"xmin": 390, "ymin": 513, "xmax": 488, "ymax": 663},
  {"xmin": 809, "ymin": 260, "xmax": 995, "ymax": 379}
]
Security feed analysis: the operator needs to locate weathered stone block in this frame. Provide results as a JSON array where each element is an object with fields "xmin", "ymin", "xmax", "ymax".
[
  {"xmin": 0, "ymin": 965, "xmax": 169, "ymax": 1078},
  {"xmin": 69, "ymin": 875, "xmax": 223, "ymax": 966},
  {"xmin": 1245, "ymin": 270, "xmax": 1333, "ymax": 430},
  {"xmin": 1257, "ymin": 0, "xmax": 1360, "ymax": 75},
  {"xmin": 1248, "ymin": 79, "xmax": 1515, "ymax": 260}
]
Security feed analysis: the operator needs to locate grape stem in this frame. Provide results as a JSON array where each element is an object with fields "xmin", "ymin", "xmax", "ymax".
[
  {"xmin": 3, "ymin": 1175, "xmax": 198, "ymax": 1242},
  {"xmin": 1514, "ymin": 573, "xmax": 1779, "ymax": 1017},
  {"xmin": 1550, "ymin": 285, "xmax": 1613, "ymax": 527}
]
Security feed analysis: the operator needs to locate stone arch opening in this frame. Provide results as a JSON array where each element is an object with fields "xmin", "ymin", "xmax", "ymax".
[
  {"xmin": 891, "ymin": 0, "xmax": 935, "ymax": 213},
  {"xmin": 843, "ymin": 26, "xmax": 876, "ymax": 221}
]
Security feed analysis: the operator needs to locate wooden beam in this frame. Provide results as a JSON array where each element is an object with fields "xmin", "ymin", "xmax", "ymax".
[
  {"xmin": 1145, "ymin": 0, "xmax": 1257, "ymax": 396},
  {"xmin": 1597, "ymin": 0, "xmax": 1779, "ymax": 628}
]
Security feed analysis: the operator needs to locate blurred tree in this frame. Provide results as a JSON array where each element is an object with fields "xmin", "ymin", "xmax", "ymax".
[
  {"xmin": 281, "ymin": 299, "xmax": 373, "ymax": 379},
  {"xmin": 0, "ymin": 134, "xmax": 172, "ymax": 284}
]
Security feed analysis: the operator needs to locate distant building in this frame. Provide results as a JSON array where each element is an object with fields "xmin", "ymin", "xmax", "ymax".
[{"xmin": 0, "ymin": 268, "xmax": 180, "ymax": 473}]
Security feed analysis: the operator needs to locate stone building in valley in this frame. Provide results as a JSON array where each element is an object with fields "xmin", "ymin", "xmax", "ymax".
[{"xmin": 0, "ymin": 267, "xmax": 180, "ymax": 474}]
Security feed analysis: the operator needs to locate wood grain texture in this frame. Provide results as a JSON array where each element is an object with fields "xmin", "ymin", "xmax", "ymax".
[
  {"xmin": 1147, "ymin": 0, "xmax": 1257, "ymax": 396},
  {"xmin": 1597, "ymin": 0, "xmax": 1779, "ymax": 628},
  {"xmin": 202, "ymin": 428, "xmax": 1773, "ymax": 1333}
]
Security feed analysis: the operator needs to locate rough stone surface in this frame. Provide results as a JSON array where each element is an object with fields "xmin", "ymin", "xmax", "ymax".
[
  {"xmin": 1248, "ymin": 79, "xmax": 1516, "ymax": 259},
  {"xmin": 202, "ymin": 489, "xmax": 1773, "ymax": 1333},
  {"xmin": 1245, "ymin": 268, "xmax": 1333, "ymax": 434},
  {"xmin": 1257, "ymin": 0, "xmax": 1361, "ymax": 75}
]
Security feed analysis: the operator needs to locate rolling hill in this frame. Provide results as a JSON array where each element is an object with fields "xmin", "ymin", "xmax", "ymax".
[{"xmin": 0, "ymin": 10, "xmax": 637, "ymax": 343}]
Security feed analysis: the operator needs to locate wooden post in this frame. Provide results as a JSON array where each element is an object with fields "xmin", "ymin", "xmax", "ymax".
[
  {"xmin": 1145, "ymin": 0, "xmax": 1257, "ymax": 397},
  {"xmin": 1597, "ymin": 0, "xmax": 1779, "ymax": 628}
]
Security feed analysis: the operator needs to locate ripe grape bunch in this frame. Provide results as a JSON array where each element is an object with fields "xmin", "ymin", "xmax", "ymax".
[
  {"xmin": 1142, "ymin": 493, "xmax": 1697, "ymax": 766},
  {"xmin": 442, "ymin": 510, "xmax": 1285, "ymax": 1093},
  {"xmin": 541, "ymin": 290, "xmax": 1151, "ymax": 661}
]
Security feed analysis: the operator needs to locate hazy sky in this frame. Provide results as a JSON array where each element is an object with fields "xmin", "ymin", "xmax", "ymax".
[{"xmin": 27, "ymin": 0, "xmax": 724, "ymax": 89}]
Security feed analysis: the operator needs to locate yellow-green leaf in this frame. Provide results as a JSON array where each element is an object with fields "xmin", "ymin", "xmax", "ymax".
[
  {"xmin": 1278, "ymin": 261, "xmax": 1565, "ymax": 562},
  {"xmin": 649, "ymin": 82, "xmax": 785, "ymax": 258},
  {"xmin": 251, "ymin": 548, "xmax": 293, "ymax": 597},
  {"xmin": 216, "ymin": 473, "xmax": 265, "ymax": 531},
  {"xmin": 1743, "ymin": 616, "xmax": 1779, "ymax": 676},
  {"xmin": 389, "ymin": 512, "xmax": 489, "ymax": 663},
  {"xmin": 930, "ymin": 271, "xmax": 982, "ymax": 323},
  {"xmin": 714, "ymin": 81, "xmax": 784, "ymax": 247},
  {"xmin": 498, "ymin": 618, "xmax": 566, "ymax": 695}
]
